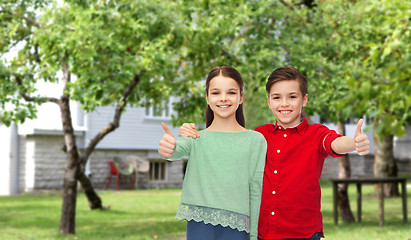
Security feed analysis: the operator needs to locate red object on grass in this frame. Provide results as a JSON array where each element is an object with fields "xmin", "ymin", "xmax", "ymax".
[{"xmin": 105, "ymin": 160, "xmax": 134, "ymax": 190}]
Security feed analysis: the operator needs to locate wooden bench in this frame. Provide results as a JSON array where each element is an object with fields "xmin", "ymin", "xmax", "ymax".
[{"xmin": 329, "ymin": 177, "xmax": 408, "ymax": 226}]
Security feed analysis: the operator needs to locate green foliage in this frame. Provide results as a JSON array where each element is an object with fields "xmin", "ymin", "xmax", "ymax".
[
  {"xmin": 275, "ymin": 0, "xmax": 410, "ymax": 138},
  {"xmin": 170, "ymin": 0, "xmax": 258, "ymax": 126},
  {"xmin": 0, "ymin": 0, "xmax": 198, "ymax": 125},
  {"xmin": 234, "ymin": 0, "xmax": 286, "ymax": 129},
  {"xmin": 171, "ymin": 0, "xmax": 287, "ymax": 129},
  {"xmin": 1, "ymin": 0, "xmax": 409, "ymax": 137},
  {"xmin": 0, "ymin": 0, "xmax": 271, "ymax": 129},
  {"xmin": 344, "ymin": 0, "xmax": 411, "ymax": 138}
]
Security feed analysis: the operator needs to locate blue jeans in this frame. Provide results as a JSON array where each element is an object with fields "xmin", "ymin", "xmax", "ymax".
[
  {"xmin": 186, "ymin": 220, "xmax": 249, "ymax": 240},
  {"xmin": 258, "ymin": 232, "xmax": 322, "ymax": 240}
]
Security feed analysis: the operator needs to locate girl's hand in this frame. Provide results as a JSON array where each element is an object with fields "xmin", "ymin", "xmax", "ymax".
[
  {"xmin": 354, "ymin": 119, "xmax": 370, "ymax": 155},
  {"xmin": 159, "ymin": 122, "xmax": 176, "ymax": 158},
  {"xmin": 179, "ymin": 123, "xmax": 200, "ymax": 138}
]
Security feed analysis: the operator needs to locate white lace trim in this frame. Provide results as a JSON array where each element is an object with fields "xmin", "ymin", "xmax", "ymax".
[{"xmin": 175, "ymin": 203, "xmax": 249, "ymax": 233}]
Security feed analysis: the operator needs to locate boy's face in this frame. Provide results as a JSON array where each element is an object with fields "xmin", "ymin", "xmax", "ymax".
[{"xmin": 267, "ymin": 80, "xmax": 308, "ymax": 128}]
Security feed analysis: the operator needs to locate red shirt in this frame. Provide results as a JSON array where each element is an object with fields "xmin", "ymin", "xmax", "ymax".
[{"xmin": 255, "ymin": 118, "xmax": 344, "ymax": 239}]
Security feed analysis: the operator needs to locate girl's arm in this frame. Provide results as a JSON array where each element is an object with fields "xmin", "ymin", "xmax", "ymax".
[
  {"xmin": 159, "ymin": 122, "xmax": 192, "ymax": 160},
  {"xmin": 331, "ymin": 119, "xmax": 369, "ymax": 155},
  {"xmin": 159, "ymin": 122, "xmax": 176, "ymax": 158},
  {"xmin": 249, "ymin": 136, "xmax": 267, "ymax": 240}
]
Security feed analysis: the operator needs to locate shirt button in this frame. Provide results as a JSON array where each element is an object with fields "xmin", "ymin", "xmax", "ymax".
[
  {"xmin": 284, "ymin": 134, "xmax": 287, "ymax": 137},
  {"xmin": 271, "ymin": 212, "xmax": 275, "ymax": 215},
  {"xmin": 277, "ymin": 149, "xmax": 280, "ymax": 153},
  {"xmin": 274, "ymin": 170, "xmax": 278, "ymax": 174},
  {"xmin": 272, "ymin": 191, "xmax": 276, "ymax": 194},
  {"xmin": 279, "ymin": 126, "xmax": 282, "ymax": 129}
]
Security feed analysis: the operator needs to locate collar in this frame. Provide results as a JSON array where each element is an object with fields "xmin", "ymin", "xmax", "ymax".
[{"xmin": 272, "ymin": 117, "xmax": 308, "ymax": 135}]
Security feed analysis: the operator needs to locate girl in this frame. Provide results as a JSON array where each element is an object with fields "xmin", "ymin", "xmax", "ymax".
[{"xmin": 158, "ymin": 65, "xmax": 267, "ymax": 240}]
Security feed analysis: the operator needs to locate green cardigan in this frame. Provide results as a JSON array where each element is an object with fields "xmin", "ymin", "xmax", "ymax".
[{"xmin": 165, "ymin": 130, "xmax": 267, "ymax": 240}]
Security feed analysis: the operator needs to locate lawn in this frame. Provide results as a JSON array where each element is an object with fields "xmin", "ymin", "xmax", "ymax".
[{"xmin": 0, "ymin": 182, "xmax": 410, "ymax": 240}]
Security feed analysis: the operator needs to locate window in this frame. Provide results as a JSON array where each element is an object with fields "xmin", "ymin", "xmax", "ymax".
[
  {"xmin": 145, "ymin": 100, "xmax": 171, "ymax": 119},
  {"xmin": 149, "ymin": 161, "xmax": 166, "ymax": 181}
]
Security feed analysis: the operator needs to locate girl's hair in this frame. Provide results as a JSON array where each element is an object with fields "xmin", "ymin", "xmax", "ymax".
[
  {"xmin": 266, "ymin": 67, "xmax": 308, "ymax": 96},
  {"xmin": 205, "ymin": 65, "xmax": 245, "ymax": 128}
]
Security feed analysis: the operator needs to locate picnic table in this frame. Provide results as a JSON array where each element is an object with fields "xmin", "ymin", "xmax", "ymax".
[{"xmin": 329, "ymin": 177, "xmax": 408, "ymax": 226}]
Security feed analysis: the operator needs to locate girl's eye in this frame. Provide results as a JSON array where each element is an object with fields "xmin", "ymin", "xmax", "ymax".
[
  {"xmin": 228, "ymin": 92, "xmax": 236, "ymax": 95},
  {"xmin": 211, "ymin": 92, "xmax": 219, "ymax": 95}
]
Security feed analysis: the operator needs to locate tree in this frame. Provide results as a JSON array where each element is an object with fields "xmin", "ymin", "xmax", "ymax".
[
  {"xmin": 322, "ymin": 0, "xmax": 410, "ymax": 197},
  {"xmin": 343, "ymin": 0, "xmax": 410, "ymax": 197},
  {"xmin": 168, "ymin": 1, "xmax": 289, "ymax": 129},
  {"xmin": 278, "ymin": 0, "xmax": 410, "ymax": 199},
  {"xmin": 170, "ymin": 0, "xmax": 263, "ymax": 127},
  {"xmin": 0, "ymin": 0, "xmax": 233, "ymax": 234},
  {"xmin": 234, "ymin": 0, "xmax": 286, "ymax": 129}
]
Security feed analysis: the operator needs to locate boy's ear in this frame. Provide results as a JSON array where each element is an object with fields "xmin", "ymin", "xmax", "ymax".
[
  {"xmin": 302, "ymin": 94, "xmax": 308, "ymax": 107},
  {"xmin": 266, "ymin": 95, "xmax": 271, "ymax": 108}
]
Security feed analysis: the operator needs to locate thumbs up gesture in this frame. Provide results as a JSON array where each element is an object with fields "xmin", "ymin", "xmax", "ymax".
[
  {"xmin": 354, "ymin": 119, "xmax": 370, "ymax": 155},
  {"xmin": 159, "ymin": 122, "xmax": 176, "ymax": 158}
]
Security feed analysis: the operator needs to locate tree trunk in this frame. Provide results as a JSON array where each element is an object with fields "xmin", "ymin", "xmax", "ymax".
[
  {"xmin": 57, "ymin": 70, "xmax": 140, "ymax": 233},
  {"xmin": 59, "ymin": 94, "xmax": 81, "ymax": 234},
  {"xmin": 76, "ymin": 74, "xmax": 141, "ymax": 210},
  {"xmin": 336, "ymin": 121, "xmax": 355, "ymax": 222},
  {"xmin": 78, "ymin": 171, "xmax": 103, "ymax": 209},
  {"xmin": 373, "ymin": 122, "xmax": 399, "ymax": 197},
  {"xmin": 60, "ymin": 156, "xmax": 79, "ymax": 234},
  {"xmin": 60, "ymin": 149, "xmax": 103, "ymax": 210}
]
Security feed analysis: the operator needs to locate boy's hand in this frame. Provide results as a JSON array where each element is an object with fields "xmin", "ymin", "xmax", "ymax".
[
  {"xmin": 159, "ymin": 122, "xmax": 176, "ymax": 158},
  {"xmin": 354, "ymin": 119, "xmax": 370, "ymax": 155},
  {"xmin": 179, "ymin": 123, "xmax": 200, "ymax": 138}
]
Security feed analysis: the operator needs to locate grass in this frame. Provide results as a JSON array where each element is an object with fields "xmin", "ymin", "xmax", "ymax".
[
  {"xmin": 0, "ymin": 182, "xmax": 410, "ymax": 240},
  {"xmin": 0, "ymin": 189, "xmax": 186, "ymax": 240},
  {"xmin": 320, "ymin": 180, "xmax": 411, "ymax": 240}
]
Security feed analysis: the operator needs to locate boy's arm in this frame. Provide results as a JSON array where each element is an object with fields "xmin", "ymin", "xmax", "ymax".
[
  {"xmin": 179, "ymin": 123, "xmax": 200, "ymax": 138},
  {"xmin": 331, "ymin": 119, "xmax": 370, "ymax": 155}
]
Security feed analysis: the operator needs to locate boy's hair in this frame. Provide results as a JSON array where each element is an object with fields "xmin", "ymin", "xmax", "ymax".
[
  {"xmin": 205, "ymin": 65, "xmax": 245, "ymax": 128},
  {"xmin": 266, "ymin": 67, "xmax": 308, "ymax": 96}
]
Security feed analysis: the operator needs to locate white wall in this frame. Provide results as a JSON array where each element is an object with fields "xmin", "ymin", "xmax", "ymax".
[
  {"xmin": 0, "ymin": 124, "xmax": 19, "ymax": 195},
  {"xmin": 85, "ymin": 105, "xmax": 180, "ymax": 150},
  {"xmin": 18, "ymin": 79, "xmax": 83, "ymax": 135}
]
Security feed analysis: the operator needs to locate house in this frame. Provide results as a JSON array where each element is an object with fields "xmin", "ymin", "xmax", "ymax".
[{"xmin": 0, "ymin": 98, "xmax": 186, "ymax": 195}]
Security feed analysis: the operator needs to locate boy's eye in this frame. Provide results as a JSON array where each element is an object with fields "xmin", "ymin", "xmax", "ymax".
[
  {"xmin": 272, "ymin": 96, "xmax": 280, "ymax": 100},
  {"xmin": 290, "ymin": 95, "xmax": 297, "ymax": 99}
]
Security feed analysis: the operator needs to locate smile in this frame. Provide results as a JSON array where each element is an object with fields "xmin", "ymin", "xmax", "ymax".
[
  {"xmin": 217, "ymin": 104, "xmax": 231, "ymax": 108},
  {"xmin": 279, "ymin": 110, "xmax": 292, "ymax": 114}
]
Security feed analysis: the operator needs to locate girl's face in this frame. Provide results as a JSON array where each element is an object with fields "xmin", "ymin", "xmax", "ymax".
[
  {"xmin": 267, "ymin": 80, "xmax": 308, "ymax": 128},
  {"xmin": 206, "ymin": 75, "xmax": 243, "ymax": 121}
]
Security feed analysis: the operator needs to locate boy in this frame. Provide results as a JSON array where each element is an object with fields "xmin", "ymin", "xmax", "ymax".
[
  {"xmin": 254, "ymin": 67, "xmax": 368, "ymax": 240},
  {"xmin": 177, "ymin": 67, "xmax": 369, "ymax": 240}
]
